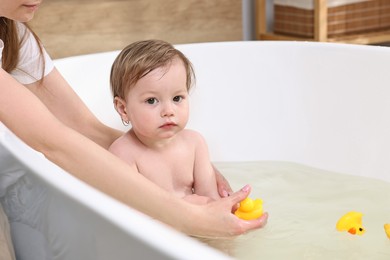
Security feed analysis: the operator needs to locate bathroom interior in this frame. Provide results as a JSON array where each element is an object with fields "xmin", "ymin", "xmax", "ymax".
[{"xmin": 2, "ymin": 0, "xmax": 390, "ymax": 259}]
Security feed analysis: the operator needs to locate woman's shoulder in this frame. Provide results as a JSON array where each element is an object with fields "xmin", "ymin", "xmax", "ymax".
[{"xmin": 10, "ymin": 22, "xmax": 54, "ymax": 84}]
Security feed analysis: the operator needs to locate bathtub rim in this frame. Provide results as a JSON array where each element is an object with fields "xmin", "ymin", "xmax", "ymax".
[{"xmin": 0, "ymin": 123, "xmax": 232, "ymax": 259}]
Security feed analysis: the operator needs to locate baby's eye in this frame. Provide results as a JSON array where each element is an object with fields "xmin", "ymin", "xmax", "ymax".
[
  {"xmin": 173, "ymin": 96, "xmax": 183, "ymax": 102},
  {"xmin": 146, "ymin": 98, "xmax": 158, "ymax": 105}
]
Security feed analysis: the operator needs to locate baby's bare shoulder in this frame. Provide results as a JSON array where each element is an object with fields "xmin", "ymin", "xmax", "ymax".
[{"xmin": 109, "ymin": 132, "xmax": 137, "ymax": 156}]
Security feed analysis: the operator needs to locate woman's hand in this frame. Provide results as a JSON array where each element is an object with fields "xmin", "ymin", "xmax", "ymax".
[
  {"xmin": 183, "ymin": 194, "xmax": 214, "ymax": 205},
  {"xmin": 213, "ymin": 165, "xmax": 233, "ymax": 198},
  {"xmin": 185, "ymin": 184, "xmax": 268, "ymax": 237}
]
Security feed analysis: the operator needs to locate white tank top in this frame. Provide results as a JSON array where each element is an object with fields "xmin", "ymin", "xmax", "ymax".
[{"xmin": 0, "ymin": 22, "xmax": 54, "ymax": 84}]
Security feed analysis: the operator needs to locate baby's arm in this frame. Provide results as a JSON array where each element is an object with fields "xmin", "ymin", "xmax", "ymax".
[{"xmin": 191, "ymin": 131, "xmax": 221, "ymax": 200}]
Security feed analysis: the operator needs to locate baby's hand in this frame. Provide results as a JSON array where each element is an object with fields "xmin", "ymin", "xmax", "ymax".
[{"xmin": 214, "ymin": 166, "xmax": 233, "ymax": 197}]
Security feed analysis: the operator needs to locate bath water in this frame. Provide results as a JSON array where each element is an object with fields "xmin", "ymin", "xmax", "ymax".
[{"xmin": 199, "ymin": 161, "xmax": 390, "ymax": 259}]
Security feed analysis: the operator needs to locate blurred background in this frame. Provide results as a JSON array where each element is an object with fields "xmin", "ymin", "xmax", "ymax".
[
  {"xmin": 30, "ymin": 0, "xmax": 252, "ymax": 58},
  {"xmin": 30, "ymin": 0, "xmax": 389, "ymax": 59}
]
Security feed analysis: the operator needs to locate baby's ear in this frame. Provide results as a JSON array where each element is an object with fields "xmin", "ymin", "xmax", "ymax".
[{"xmin": 113, "ymin": 97, "xmax": 128, "ymax": 121}]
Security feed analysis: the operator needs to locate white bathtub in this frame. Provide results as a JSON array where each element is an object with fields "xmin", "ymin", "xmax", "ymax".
[{"xmin": 1, "ymin": 41, "xmax": 390, "ymax": 259}]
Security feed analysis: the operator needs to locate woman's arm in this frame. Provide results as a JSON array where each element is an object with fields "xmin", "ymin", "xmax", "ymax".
[
  {"xmin": 26, "ymin": 68, "xmax": 122, "ymax": 149},
  {"xmin": 0, "ymin": 68, "xmax": 267, "ymax": 237}
]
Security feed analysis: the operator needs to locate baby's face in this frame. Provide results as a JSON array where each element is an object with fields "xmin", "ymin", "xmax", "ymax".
[{"xmin": 124, "ymin": 58, "xmax": 189, "ymax": 142}]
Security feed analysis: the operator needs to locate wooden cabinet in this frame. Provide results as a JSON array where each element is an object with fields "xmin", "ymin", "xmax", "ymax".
[{"xmin": 255, "ymin": 0, "xmax": 390, "ymax": 44}]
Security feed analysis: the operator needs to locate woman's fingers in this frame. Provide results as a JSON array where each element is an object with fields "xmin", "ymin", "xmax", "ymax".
[
  {"xmin": 192, "ymin": 184, "xmax": 268, "ymax": 237},
  {"xmin": 241, "ymin": 212, "xmax": 269, "ymax": 229},
  {"xmin": 228, "ymin": 184, "xmax": 251, "ymax": 211},
  {"xmin": 227, "ymin": 184, "xmax": 269, "ymax": 234}
]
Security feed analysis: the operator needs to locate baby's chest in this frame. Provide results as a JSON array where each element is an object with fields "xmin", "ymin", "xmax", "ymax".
[{"xmin": 137, "ymin": 151, "xmax": 195, "ymax": 187}]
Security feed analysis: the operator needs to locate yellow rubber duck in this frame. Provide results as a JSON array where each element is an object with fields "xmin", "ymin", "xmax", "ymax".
[
  {"xmin": 234, "ymin": 197, "xmax": 263, "ymax": 220},
  {"xmin": 384, "ymin": 224, "xmax": 390, "ymax": 239},
  {"xmin": 336, "ymin": 211, "xmax": 365, "ymax": 235}
]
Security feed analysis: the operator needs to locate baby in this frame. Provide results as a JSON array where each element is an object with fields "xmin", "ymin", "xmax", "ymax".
[{"xmin": 109, "ymin": 40, "xmax": 220, "ymax": 204}]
